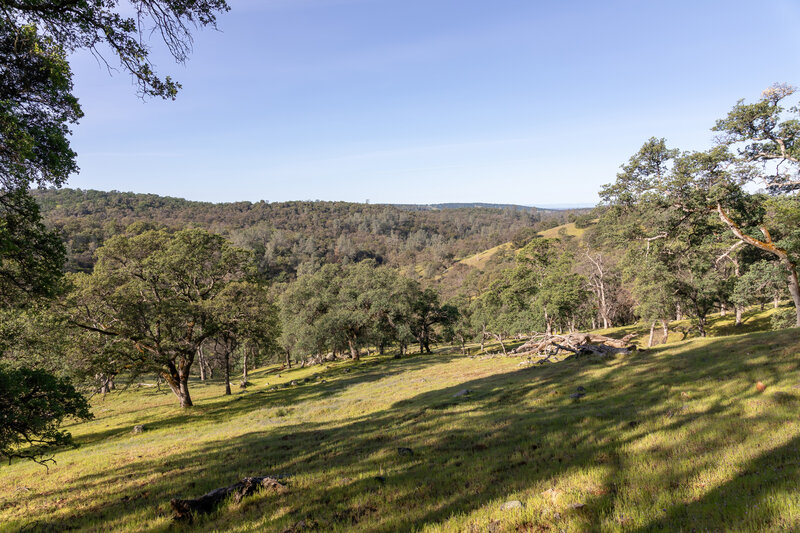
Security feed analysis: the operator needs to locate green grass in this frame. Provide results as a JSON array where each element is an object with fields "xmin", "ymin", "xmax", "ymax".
[
  {"xmin": 537, "ymin": 222, "xmax": 589, "ymax": 240},
  {"xmin": 445, "ymin": 221, "xmax": 594, "ymax": 276},
  {"xmin": 3, "ymin": 326, "xmax": 800, "ymax": 531},
  {"xmin": 595, "ymin": 302, "xmax": 793, "ymax": 348},
  {"xmin": 456, "ymin": 242, "xmax": 514, "ymax": 269}
]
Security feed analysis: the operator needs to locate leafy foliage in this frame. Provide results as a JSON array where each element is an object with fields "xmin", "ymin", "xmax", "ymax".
[
  {"xmin": 0, "ymin": 366, "xmax": 91, "ymax": 465},
  {"xmin": 1, "ymin": 0, "xmax": 230, "ymax": 99},
  {"xmin": 66, "ymin": 229, "xmax": 269, "ymax": 407},
  {"xmin": 33, "ymin": 189, "xmax": 574, "ymax": 278}
]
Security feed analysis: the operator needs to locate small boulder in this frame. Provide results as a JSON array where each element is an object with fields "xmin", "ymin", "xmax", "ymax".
[
  {"xmin": 397, "ymin": 447, "xmax": 414, "ymax": 456},
  {"xmin": 290, "ymin": 380, "xmax": 298, "ymax": 386},
  {"xmin": 576, "ymin": 386, "xmax": 586, "ymax": 393},
  {"xmin": 568, "ymin": 503, "xmax": 586, "ymax": 510},
  {"xmin": 569, "ymin": 392, "xmax": 585, "ymax": 400},
  {"xmin": 132, "ymin": 425, "xmax": 145, "ymax": 435},
  {"xmin": 500, "ymin": 500, "xmax": 524, "ymax": 511},
  {"xmin": 454, "ymin": 389, "xmax": 472, "ymax": 398}
]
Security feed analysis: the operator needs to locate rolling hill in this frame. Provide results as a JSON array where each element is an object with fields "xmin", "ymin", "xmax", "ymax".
[{"xmin": 3, "ymin": 309, "xmax": 799, "ymax": 531}]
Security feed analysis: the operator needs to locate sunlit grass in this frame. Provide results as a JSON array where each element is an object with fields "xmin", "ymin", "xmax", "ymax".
[
  {"xmin": 537, "ymin": 222, "xmax": 588, "ymax": 240},
  {"xmin": 2, "ymin": 324, "xmax": 800, "ymax": 531},
  {"xmin": 593, "ymin": 302, "xmax": 793, "ymax": 349},
  {"xmin": 456, "ymin": 242, "xmax": 514, "ymax": 269}
]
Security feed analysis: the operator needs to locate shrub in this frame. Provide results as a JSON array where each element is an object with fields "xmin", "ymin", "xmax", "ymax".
[{"xmin": 771, "ymin": 308, "xmax": 797, "ymax": 330}]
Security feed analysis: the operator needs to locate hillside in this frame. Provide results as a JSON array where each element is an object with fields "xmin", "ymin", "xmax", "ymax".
[
  {"xmin": 457, "ymin": 242, "xmax": 514, "ymax": 269},
  {"xmin": 448, "ymin": 219, "xmax": 596, "ymax": 274},
  {"xmin": 3, "ymin": 324, "xmax": 800, "ymax": 532},
  {"xmin": 537, "ymin": 221, "xmax": 590, "ymax": 240},
  {"xmin": 394, "ymin": 203, "xmax": 553, "ymax": 212},
  {"xmin": 32, "ymin": 189, "xmax": 578, "ymax": 279}
]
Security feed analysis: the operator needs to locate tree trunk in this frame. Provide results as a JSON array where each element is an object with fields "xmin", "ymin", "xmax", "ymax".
[
  {"xmin": 96, "ymin": 373, "xmax": 114, "ymax": 394},
  {"xmin": 495, "ymin": 334, "xmax": 507, "ymax": 355},
  {"xmin": 205, "ymin": 355, "xmax": 213, "ymax": 379},
  {"xmin": 348, "ymin": 337, "xmax": 360, "ymax": 361},
  {"xmin": 224, "ymin": 351, "xmax": 231, "ymax": 396},
  {"xmin": 379, "ymin": 342, "xmax": 385, "ymax": 355},
  {"xmin": 697, "ymin": 316, "xmax": 707, "ymax": 337},
  {"xmin": 775, "ymin": 292, "xmax": 780, "ymax": 309},
  {"xmin": 165, "ymin": 366, "xmax": 194, "ymax": 408},
  {"xmin": 717, "ymin": 203, "xmax": 800, "ymax": 327},
  {"xmin": 285, "ymin": 349, "xmax": 292, "ymax": 369},
  {"xmin": 241, "ymin": 350, "xmax": 248, "ymax": 387},
  {"xmin": 661, "ymin": 319, "xmax": 669, "ymax": 344},
  {"xmin": 735, "ymin": 305, "xmax": 743, "ymax": 326},
  {"xmin": 720, "ymin": 303, "xmax": 727, "ymax": 316},
  {"xmin": 789, "ymin": 269, "xmax": 800, "ymax": 327},
  {"xmin": 648, "ymin": 321, "xmax": 656, "ymax": 348},
  {"xmin": 676, "ymin": 302, "xmax": 682, "ymax": 321},
  {"xmin": 198, "ymin": 345, "xmax": 206, "ymax": 381},
  {"xmin": 179, "ymin": 376, "xmax": 193, "ymax": 408}
]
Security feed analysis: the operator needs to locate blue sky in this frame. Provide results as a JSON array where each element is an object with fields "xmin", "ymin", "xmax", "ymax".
[{"xmin": 66, "ymin": 0, "xmax": 800, "ymax": 206}]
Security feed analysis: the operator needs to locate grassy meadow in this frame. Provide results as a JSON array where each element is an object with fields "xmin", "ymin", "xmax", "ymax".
[{"xmin": 2, "ymin": 319, "xmax": 800, "ymax": 531}]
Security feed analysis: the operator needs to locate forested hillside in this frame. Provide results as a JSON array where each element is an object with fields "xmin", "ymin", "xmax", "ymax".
[{"xmin": 33, "ymin": 188, "xmax": 577, "ymax": 279}]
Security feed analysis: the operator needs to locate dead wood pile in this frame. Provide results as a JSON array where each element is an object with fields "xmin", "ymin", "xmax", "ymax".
[{"xmin": 510, "ymin": 332, "xmax": 638, "ymax": 359}]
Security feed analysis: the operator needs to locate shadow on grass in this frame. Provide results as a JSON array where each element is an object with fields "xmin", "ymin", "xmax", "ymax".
[
  {"xmin": 16, "ymin": 329, "xmax": 800, "ymax": 531},
  {"xmin": 634, "ymin": 432, "xmax": 800, "ymax": 532}
]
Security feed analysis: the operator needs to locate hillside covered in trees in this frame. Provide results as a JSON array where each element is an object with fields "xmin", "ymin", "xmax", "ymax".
[{"xmin": 33, "ymin": 188, "xmax": 579, "ymax": 279}]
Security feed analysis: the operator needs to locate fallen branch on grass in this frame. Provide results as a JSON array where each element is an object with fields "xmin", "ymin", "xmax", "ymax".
[
  {"xmin": 510, "ymin": 332, "xmax": 637, "ymax": 359},
  {"xmin": 170, "ymin": 476, "xmax": 288, "ymax": 521}
]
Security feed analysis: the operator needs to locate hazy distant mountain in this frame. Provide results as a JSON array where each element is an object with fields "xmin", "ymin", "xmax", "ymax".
[
  {"xmin": 395, "ymin": 202, "xmax": 550, "ymax": 212},
  {"xmin": 395, "ymin": 202, "xmax": 594, "ymax": 212}
]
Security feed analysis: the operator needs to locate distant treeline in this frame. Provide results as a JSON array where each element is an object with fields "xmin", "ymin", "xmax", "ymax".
[{"xmin": 33, "ymin": 188, "xmax": 584, "ymax": 280}]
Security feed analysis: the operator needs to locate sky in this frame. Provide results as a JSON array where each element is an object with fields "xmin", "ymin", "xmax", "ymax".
[{"xmin": 66, "ymin": 0, "xmax": 800, "ymax": 206}]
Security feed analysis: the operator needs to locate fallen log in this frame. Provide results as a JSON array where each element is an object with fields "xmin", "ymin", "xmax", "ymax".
[
  {"xmin": 510, "ymin": 332, "xmax": 637, "ymax": 358},
  {"xmin": 170, "ymin": 476, "xmax": 288, "ymax": 521}
]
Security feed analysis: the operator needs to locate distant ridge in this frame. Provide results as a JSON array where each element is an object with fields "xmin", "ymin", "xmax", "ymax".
[
  {"xmin": 393, "ymin": 202, "xmax": 562, "ymax": 212},
  {"xmin": 35, "ymin": 189, "xmax": 591, "ymax": 212}
]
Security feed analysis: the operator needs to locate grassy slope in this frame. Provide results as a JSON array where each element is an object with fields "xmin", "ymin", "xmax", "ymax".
[
  {"xmin": 537, "ymin": 222, "xmax": 588, "ymax": 240},
  {"xmin": 457, "ymin": 242, "xmax": 514, "ymax": 269},
  {"xmin": 596, "ymin": 303, "xmax": 793, "ymax": 349},
  {"xmin": 3, "ymin": 323, "xmax": 800, "ymax": 532},
  {"xmin": 451, "ymin": 221, "xmax": 591, "ymax": 272}
]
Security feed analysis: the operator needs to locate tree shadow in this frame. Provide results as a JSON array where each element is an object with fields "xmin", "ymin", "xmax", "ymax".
[{"xmin": 12, "ymin": 329, "xmax": 800, "ymax": 531}]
